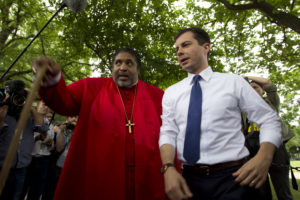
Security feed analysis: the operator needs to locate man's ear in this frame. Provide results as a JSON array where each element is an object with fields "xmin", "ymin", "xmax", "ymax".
[{"xmin": 203, "ymin": 43, "xmax": 210, "ymax": 52}]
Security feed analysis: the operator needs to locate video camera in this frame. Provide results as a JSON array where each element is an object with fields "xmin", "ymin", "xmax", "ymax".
[
  {"xmin": 65, "ymin": 122, "xmax": 75, "ymax": 130},
  {"xmin": 0, "ymin": 80, "xmax": 28, "ymax": 116}
]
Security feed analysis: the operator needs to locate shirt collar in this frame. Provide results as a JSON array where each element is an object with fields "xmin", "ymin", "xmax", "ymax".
[{"xmin": 187, "ymin": 66, "xmax": 213, "ymax": 85}]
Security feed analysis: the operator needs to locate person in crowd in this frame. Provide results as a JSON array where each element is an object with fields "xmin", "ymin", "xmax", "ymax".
[
  {"xmin": 31, "ymin": 48, "xmax": 167, "ymax": 199},
  {"xmin": 42, "ymin": 120, "xmax": 62, "ymax": 200},
  {"xmin": 242, "ymin": 76, "xmax": 294, "ymax": 200},
  {"xmin": 20, "ymin": 101, "xmax": 54, "ymax": 200},
  {"xmin": 0, "ymin": 80, "xmax": 47, "ymax": 200},
  {"xmin": 55, "ymin": 116, "xmax": 77, "ymax": 178},
  {"xmin": 159, "ymin": 27, "xmax": 282, "ymax": 200}
]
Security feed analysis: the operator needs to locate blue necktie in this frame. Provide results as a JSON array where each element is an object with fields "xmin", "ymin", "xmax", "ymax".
[{"xmin": 183, "ymin": 75, "xmax": 202, "ymax": 165}]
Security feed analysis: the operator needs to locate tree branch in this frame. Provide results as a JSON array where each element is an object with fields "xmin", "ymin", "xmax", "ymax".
[
  {"xmin": 0, "ymin": 70, "xmax": 32, "ymax": 82},
  {"xmin": 85, "ymin": 41, "xmax": 111, "ymax": 73},
  {"xmin": 3, "ymin": 35, "xmax": 35, "ymax": 50},
  {"xmin": 62, "ymin": 61, "xmax": 94, "ymax": 68},
  {"xmin": 217, "ymin": 0, "xmax": 300, "ymax": 34},
  {"xmin": 61, "ymin": 68, "xmax": 76, "ymax": 83},
  {"xmin": 291, "ymin": 0, "xmax": 295, "ymax": 11},
  {"xmin": 217, "ymin": 0, "xmax": 257, "ymax": 11}
]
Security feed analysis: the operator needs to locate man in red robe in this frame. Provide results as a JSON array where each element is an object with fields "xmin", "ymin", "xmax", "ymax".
[{"xmin": 32, "ymin": 48, "xmax": 167, "ymax": 200}]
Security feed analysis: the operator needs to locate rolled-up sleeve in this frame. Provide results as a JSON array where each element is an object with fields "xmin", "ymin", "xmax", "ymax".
[{"xmin": 159, "ymin": 89, "xmax": 179, "ymax": 148}]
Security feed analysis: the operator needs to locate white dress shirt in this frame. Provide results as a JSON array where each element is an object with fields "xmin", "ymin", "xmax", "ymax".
[{"xmin": 159, "ymin": 67, "xmax": 282, "ymax": 165}]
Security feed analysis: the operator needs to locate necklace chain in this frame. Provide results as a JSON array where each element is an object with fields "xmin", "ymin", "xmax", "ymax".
[{"xmin": 116, "ymin": 84, "xmax": 137, "ymax": 133}]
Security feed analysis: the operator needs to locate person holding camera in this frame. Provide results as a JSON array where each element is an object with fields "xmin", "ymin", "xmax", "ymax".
[
  {"xmin": 0, "ymin": 80, "xmax": 47, "ymax": 200},
  {"xmin": 42, "ymin": 120, "xmax": 63, "ymax": 200},
  {"xmin": 55, "ymin": 116, "xmax": 77, "ymax": 176},
  {"xmin": 20, "ymin": 101, "xmax": 55, "ymax": 200}
]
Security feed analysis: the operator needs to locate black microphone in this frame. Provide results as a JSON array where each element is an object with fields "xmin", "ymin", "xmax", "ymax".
[{"xmin": 0, "ymin": 0, "xmax": 88, "ymax": 81}]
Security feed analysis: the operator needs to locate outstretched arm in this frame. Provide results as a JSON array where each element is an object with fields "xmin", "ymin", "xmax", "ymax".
[
  {"xmin": 245, "ymin": 76, "xmax": 272, "ymax": 87},
  {"xmin": 160, "ymin": 144, "xmax": 193, "ymax": 200}
]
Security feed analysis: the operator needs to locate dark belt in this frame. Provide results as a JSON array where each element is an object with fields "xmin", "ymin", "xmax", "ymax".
[{"xmin": 182, "ymin": 157, "xmax": 248, "ymax": 175}]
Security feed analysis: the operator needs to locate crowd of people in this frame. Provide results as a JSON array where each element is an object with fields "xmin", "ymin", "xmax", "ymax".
[
  {"xmin": 0, "ymin": 82, "xmax": 77, "ymax": 200},
  {"xmin": 0, "ymin": 27, "xmax": 295, "ymax": 200}
]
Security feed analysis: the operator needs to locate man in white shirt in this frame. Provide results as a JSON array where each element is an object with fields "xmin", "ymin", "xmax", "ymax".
[{"xmin": 159, "ymin": 27, "xmax": 282, "ymax": 200}]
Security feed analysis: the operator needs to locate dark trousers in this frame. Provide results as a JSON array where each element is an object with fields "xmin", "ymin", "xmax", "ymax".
[
  {"xmin": 269, "ymin": 144, "xmax": 294, "ymax": 200},
  {"xmin": 42, "ymin": 152, "xmax": 61, "ymax": 200},
  {"xmin": 0, "ymin": 167, "xmax": 27, "ymax": 200},
  {"xmin": 21, "ymin": 156, "xmax": 50, "ymax": 200},
  {"xmin": 182, "ymin": 165, "xmax": 259, "ymax": 200}
]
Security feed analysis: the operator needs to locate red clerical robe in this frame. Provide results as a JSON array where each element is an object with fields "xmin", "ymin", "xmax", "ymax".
[{"xmin": 39, "ymin": 77, "xmax": 167, "ymax": 200}]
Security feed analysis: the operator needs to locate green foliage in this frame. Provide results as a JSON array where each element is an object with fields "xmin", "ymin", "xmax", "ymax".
[
  {"xmin": 286, "ymin": 125, "xmax": 300, "ymax": 158},
  {"xmin": 0, "ymin": 0, "xmax": 299, "ymax": 129}
]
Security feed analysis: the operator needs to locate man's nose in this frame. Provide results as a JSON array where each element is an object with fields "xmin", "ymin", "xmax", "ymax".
[
  {"xmin": 120, "ymin": 63, "xmax": 128, "ymax": 71},
  {"xmin": 177, "ymin": 47, "xmax": 183, "ymax": 57}
]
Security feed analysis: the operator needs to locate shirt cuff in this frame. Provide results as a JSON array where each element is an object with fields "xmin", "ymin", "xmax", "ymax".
[
  {"xmin": 47, "ymin": 71, "xmax": 62, "ymax": 87},
  {"xmin": 159, "ymin": 134, "xmax": 176, "ymax": 148},
  {"xmin": 259, "ymin": 129, "xmax": 282, "ymax": 148}
]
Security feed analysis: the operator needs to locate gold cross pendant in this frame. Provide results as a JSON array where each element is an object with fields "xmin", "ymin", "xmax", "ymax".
[{"xmin": 126, "ymin": 120, "xmax": 135, "ymax": 133}]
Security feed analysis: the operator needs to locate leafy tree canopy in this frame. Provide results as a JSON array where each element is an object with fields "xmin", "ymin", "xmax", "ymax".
[{"xmin": 0, "ymin": 0, "xmax": 299, "ymax": 145}]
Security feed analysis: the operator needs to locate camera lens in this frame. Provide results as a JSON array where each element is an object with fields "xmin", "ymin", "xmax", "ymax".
[{"xmin": 12, "ymin": 95, "xmax": 26, "ymax": 106}]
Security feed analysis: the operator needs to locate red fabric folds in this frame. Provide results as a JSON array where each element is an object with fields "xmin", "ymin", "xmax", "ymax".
[{"xmin": 39, "ymin": 77, "xmax": 167, "ymax": 200}]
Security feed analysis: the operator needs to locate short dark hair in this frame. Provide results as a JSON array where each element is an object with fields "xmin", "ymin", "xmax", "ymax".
[
  {"xmin": 112, "ymin": 48, "xmax": 141, "ymax": 70},
  {"xmin": 174, "ymin": 27, "xmax": 210, "ymax": 45},
  {"xmin": 174, "ymin": 27, "xmax": 211, "ymax": 58}
]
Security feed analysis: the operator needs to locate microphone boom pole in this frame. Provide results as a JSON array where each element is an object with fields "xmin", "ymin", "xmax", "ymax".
[{"xmin": 0, "ymin": 3, "xmax": 67, "ymax": 82}]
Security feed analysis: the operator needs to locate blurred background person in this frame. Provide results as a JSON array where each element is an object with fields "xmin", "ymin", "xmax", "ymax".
[
  {"xmin": 0, "ymin": 80, "xmax": 46, "ymax": 200},
  {"xmin": 242, "ymin": 76, "xmax": 294, "ymax": 200},
  {"xmin": 21, "ymin": 101, "xmax": 54, "ymax": 200}
]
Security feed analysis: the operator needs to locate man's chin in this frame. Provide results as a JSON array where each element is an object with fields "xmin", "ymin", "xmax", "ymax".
[
  {"xmin": 116, "ymin": 80, "xmax": 132, "ymax": 88},
  {"xmin": 181, "ymin": 64, "xmax": 192, "ymax": 72}
]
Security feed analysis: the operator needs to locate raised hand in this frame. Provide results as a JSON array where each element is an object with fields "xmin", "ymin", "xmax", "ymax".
[{"xmin": 31, "ymin": 57, "xmax": 61, "ymax": 87}]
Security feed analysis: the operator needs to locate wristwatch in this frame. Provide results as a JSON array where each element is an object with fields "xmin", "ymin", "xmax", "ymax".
[{"xmin": 161, "ymin": 163, "xmax": 175, "ymax": 175}]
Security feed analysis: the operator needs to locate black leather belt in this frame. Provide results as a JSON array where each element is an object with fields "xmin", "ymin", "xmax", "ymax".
[{"xmin": 182, "ymin": 157, "xmax": 248, "ymax": 175}]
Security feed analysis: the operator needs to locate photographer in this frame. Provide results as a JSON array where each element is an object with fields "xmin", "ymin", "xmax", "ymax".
[
  {"xmin": 0, "ymin": 80, "xmax": 47, "ymax": 200},
  {"xmin": 40, "ymin": 116, "xmax": 76, "ymax": 199},
  {"xmin": 56, "ymin": 116, "xmax": 77, "ymax": 171},
  {"xmin": 21, "ymin": 101, "xmax": 55, "ymax": 200}
]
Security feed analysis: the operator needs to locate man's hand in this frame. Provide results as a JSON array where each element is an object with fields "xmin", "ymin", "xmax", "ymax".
[
  {"xmin": 164, "ymin": 167, "xmax": 193, "ymax": 200},
  {"xmin": 35, "ymin": 132, "xmax": 48, "ymax": 141},
  {"xmin": 232, "ymin": 142, "xmax": 276, "ymax": 189},
  {"xmin": 45, "ymin": 138, "xmax": 53, "ymax": 146},
  {"xmin": 31, "ymin": 57, "xmax": 61, "ymax": 87}
]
